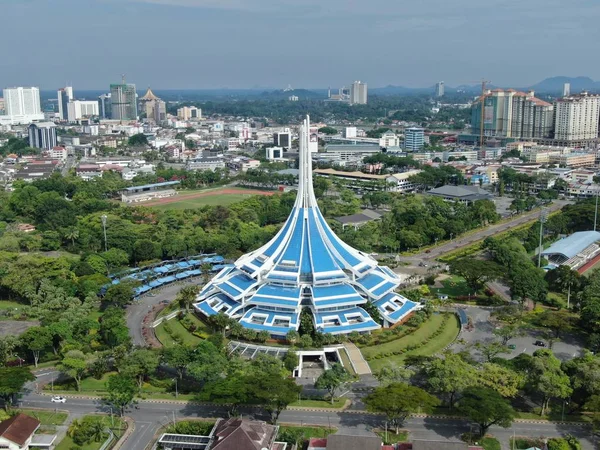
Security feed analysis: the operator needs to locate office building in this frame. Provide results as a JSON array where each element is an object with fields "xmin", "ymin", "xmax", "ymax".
[
  {"xmin": 435, "ymin": 81, "xmax": 445, "ymax": 97},
  {"xmin": 350, "ymin": 81, "xmax": 368, "ymax": 104},
  {"xmin": 98, "ymin": 93, "xmax": 111, "ymax": 119},
  {"xmin": 273, "ymin": 129, "xmax": 291, "ymax": 150},
  {"xmin": 380, "ymin": 131, "xmax": 400, "ymax": 148},
  {"xmin": 28, "ymin": 122, "xmax": 57, "ymax": 150},
  {"xmin": 194, "ymin": 116, "xmax": 419, "ymax": 335},
  {"xmin": 2, "ymin": 87, "xmax": 44, "ymax": 124},
  {"xmin": 67, "ymin": 100, "xmax": 99, "ymax": 122},
  {"xmin": 471, "ymin": 89, "xmax": 554, "ymax": 140},
  {"xmin": 57, "ymin": 86, "xmax": 74, "ymax": 120},
  {"xmin": 139, "ymin": 88, "xmax": 166, "ymax": 123},
  {"xmin": 404, "ymin": 127, "xmax": 425, "ymax": 151},
  {"xmin": 563, "ymin": 83, "xmax": 571, "ymax": 97},
  {"xmin": 0, "ymin": 98, "xmax": 4, "ymax": 114},
  {"xmin": 110, "ymin": 82, "xmax": 137, "ymax": 121},
  {"xmin": 343, "ymin": 127, "xmax": 357, "ymax": 138},
  {"xmin": 266, "ymin": 146, "xmax": 286, "ymax": 160},
  {"xmin": 177, "ymin": 106, "xmax": 201, "ymax": 121},
  {"xmin": 554, "ymin": 92, "xmax": 600, "ymax": 141}
]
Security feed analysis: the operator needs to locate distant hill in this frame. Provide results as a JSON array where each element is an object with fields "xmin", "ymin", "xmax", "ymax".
[{"xmin": 527, "ymin": 76, "xmax": 600, "ymax": 93}]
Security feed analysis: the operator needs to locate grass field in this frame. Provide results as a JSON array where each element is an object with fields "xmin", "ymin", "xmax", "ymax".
[
  {"xmin": 16, "ymin": 409, "xmax": 68, "ymax": 425},
  {"xmin": 0, "ymin": 300, "xmax": 26, "ymax": 310},
  {"xmin": 362, "ymin": 314, "xmax": 460, "ymax": 372},
  {"xmin": 277, "ymin": 425, "xmax": 335, "ymax": 445},
  {"xmin": 55, "ymin": 415, "xmax": 126, "ymax": 450},
  {"xmin": 430, "ymin": 275, "xmax": 474, "ymax": 298},
  {"xmin": 151, "ymin": 193, "xmax": 257, "ymax": 210},
  {"xmin": 154, "ymin": 314, "xmax": 207, "ymax": 347}
]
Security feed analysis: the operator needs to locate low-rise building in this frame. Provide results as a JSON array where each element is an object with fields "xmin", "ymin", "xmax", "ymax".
[
  {"xmin": 187, "ymin": 157, "xmax": 226, "ymax": 171},
  {"xmin": 551, "ymin": 152, "xmax": 595, "ymax": 168},
  {"xmin": 380, "ymin": 131, "xmax": 400, "ymax": 148},
  {"xmin": 386, "ymin": 169, "xmax": 422, "ymax": 192},
  {"xmin": 0, "ymin": 413, "xmax": 56, "ymax": 450},
  {"xmin": 427, "ymin": 185, "xmax": 493, "ymax": 204}
]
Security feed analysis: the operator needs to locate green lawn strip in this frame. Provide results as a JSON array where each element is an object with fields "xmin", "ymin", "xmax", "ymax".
[
  {"xmin": 0, "ymin": 300, "xmax": 26, "ymax": 310},
  {"xmin": 55, "ymin": 415, "xmax": 126, "ymax": 450},
  {"xmin": 366, "ymin": 315, "xmax": 460, "ymax": 372},
  {"xmin": 361, "ymin": 314, "xmax": 446, "ymax": 358},
  {"xmin": 289, "ymin": 397, "xmax": 347, "ymax": 409},
  {"xmin": 480, "ymin": 436, "xmax": 501, "ymax": 450},
  {"xmin": 277, "ymin": 425, "xmax": 335, "ymax": 446},
  {"xmin": 155, "ymin": 316, "xmax": 203, "ymax": 347},
  {"xmin": 430, "ymin": 275, "xmax": 474, "ymax": 297},
  {"xmin": 15, "ymin": 409, "xmax": 68, "ymax": 425},
  {"xmin": 151, "ymin": 194, "xmax": 254, "ymax": 210},
  {"xmin": 375, "ymin": 430, "xmax": 409, "ymax": 444},
  {"xmin": 338, "ymin": 348, "xmax": 356, "ymax": 375}
]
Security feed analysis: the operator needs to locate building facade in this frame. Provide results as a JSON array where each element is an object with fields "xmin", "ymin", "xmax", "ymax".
[
  {"xmin": 110, "ymin": 83, "xmax": 137, "ymax": 121},
  {"xmin": 350, "ymin": 81, "xmax": 368, "ymax": 104},
  {"xmin": 67, "ymin": 100, "xmax": 99, "ymax": 122},
  {"xmin": 28, "ymin": 122, "xmax": 57, "ymax": 150},
  {"xmin": 404, "ymin": 127, "xmax": 425, "ymax": 151},
  {"xmin": 194, "ymin": 116, "xmax": 419, "ymax": 335},
  {"xmin": 177, "ymin": 106, "xmax": 202, "ymax": 120},
  {"xmin": 98, "ymin": 93, "xmax": 111, "ymax": 119},
  {"xmin": 471, "ymin": 89, "xmax": 554, "ymax": 140},
  {"xmin": 435, "ymin": 81, "xmax": 445, "ymax": 97},
  {"xmin": 2, "ymin": 87, "xmax": 44, "ymax": 123},
  {"xmin": 554, "ymin": 92, "xmax": 600, "ymax": 141},
  {"xmin": 57, "ymin": 86, "xmax": 74, "ymax": 120}
]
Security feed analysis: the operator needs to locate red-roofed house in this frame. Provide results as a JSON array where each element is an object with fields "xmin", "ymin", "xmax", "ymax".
[{"xmin": 0, "ymin": 413, "xmax": 56, "ymax": 449}]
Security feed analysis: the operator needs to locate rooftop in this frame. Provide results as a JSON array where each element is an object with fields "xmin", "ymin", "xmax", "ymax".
[
  {"xmin": 211, "ymin": 418, "xmax": 277, "ymax": 450},
  {"xmin": 427, "ymin": 185, "xmax": 493, "ymax": 201},
  {"xmin": 0, "ymin": 413, "xmax": 40, "ymax": 446},
  {"xmin": 541, "ymin": 231, "xmax": 600, "ymax": 260}
]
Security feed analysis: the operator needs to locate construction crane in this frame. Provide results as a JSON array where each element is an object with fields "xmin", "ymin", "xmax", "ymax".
[{"xmin": 478, "ymin": 79, "xmax": 491, "ymax": 149}]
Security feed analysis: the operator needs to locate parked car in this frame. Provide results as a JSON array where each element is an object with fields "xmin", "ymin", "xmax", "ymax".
[
  {"xmin": 51, "ymin": 396, "xmax": 66, "ymax": 403},
  {"xmin": 534, "ymin": 340, "xmax": 546, "ymax": 347},
  {"xmin": 508, "ymin": 344, "xmax": 517, "ymax": 350}
]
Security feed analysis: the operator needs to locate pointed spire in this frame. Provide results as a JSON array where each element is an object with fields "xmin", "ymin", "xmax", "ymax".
[{"xmin": 296, "ymin": 115, "xmax": 317, "ymax": 209}]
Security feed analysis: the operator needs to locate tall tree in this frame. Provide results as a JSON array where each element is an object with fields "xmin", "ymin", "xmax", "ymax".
[
  {"xmin": 103, "ymin": 374, "xmax": 137, "ymax": 416},
  {"xmin": 249, "ymin": 374, "xmax": 301, "ymax": 423},
  {"xmin": 161, "ymin": 345, "xmax": 193, "ymax": 379},
  {"xmin": 477, "ymin": 363, "xmax": 523, "ymax": 398},
  {"xmin": 529, "ymin": 350, "xmax": 572, "ymax": 415},
  {"xmin": 449, "ymin": 259, "xmax": 503, "ymax": 292},
  {"xmin": 314, "ymin": 363, "xmax": 352, "ymax": 405},
  {"xmin": 426, "ymin": 352, "xmax": 476, "ymax": 409},
  {"xmin": 20, "ymin": 326, "xmax": 52, "ymax": 367},
  {"xmin": 459, "ymin": 386, "xmax": 516, "ymax": 437},
  {"xmin": 58, "ymin": 350, "xmax": 88, "ymax": 392},
  {"xmin": 0, "ymin": 367, "xmax": 34, "ymax": 411},
  {"xmin": 176, "ymin": 285, "xmax": 200, "ymax": 313},
  {"xmin": 122, "ymin": 349, "xmax": 159, "ymax": 389},
  {"xmin": 365, "ymin": 383, "xmax": 440, "ymax": 433}
]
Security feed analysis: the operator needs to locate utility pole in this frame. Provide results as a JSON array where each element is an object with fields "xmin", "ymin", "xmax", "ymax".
[
  {"xmin": 479, "ymin": 79, "xmax": 490, "ymax": 149},
  {"xmin": 538, "ymin": 207, "xmax": 548, "ymax": 268},
  {"xmin": 101, "ymin": 215, "xmax": 108, "ymax": 252},
  {"xmin": 594, "ymin": 189, "xmax": 599, "ymax": 231}
]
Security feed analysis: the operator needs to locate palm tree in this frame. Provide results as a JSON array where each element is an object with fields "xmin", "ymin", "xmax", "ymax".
[
  {"xmin": 64, "ymin": 228, "xmax": 79, "ymax": 247},
  {"xmin": 200, "ymin": 263, "xmax": 213, "ymax": 286},
  {"xmin": 176, "ymin": 285, "xmax": 200, "ymax": 313}
]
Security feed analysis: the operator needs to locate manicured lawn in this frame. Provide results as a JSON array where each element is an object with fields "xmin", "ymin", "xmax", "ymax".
[
  {"xmin": 0, "ymin": 300, "xmax": 26, "ymax": 310},
  {"xmin": 16, "ymin": 409, "xmax": 67, "ymax": 425},
  {"xmin": 363, "ymin": 314, "xmax": 460, "ymax": 372},
  {"xmin": 480, "ymin": 437, "xmax": 501, "ymax": 450},
  {"xmin": 155, "ymin": 316, "xmax": 204, "ymax": 347},
  {"xmin": 151, "ymin": 194, "xmax": 256, "ymax": 210},
  {"xmin": 431, "ymin": 275, "xmax": 475, "ymax": 298},
  {"xmin": 277, "ymin": 425, "xmax": 335, "ymax": 445},
  {"xmin": 55, "ymin": 415, "xmax": 126, "ymax": 450},
  {"xmin": 338, "ymin": 348, "xmax": 356, "ymax": 375},
  {"xmin": 376, "ymin": 430, "xmax": 409, "ymax": 444},
  {"xmin": 289, "ymin": 397, "xmax": 347, "ymax": 409}
]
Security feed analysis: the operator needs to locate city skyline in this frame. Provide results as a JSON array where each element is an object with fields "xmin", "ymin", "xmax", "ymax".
[{"xmin": 2, "ymin": 0, "xmax": 599, "ymax": 90}]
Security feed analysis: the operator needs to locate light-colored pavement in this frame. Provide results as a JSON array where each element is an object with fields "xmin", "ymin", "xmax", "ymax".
[
  {"xmin": 449, "ymin": 306, "xmax": 584, "ymax": 362},
  {"xmin": 343, "ymin": 342, "xmax": 372, "ymax": 375}
]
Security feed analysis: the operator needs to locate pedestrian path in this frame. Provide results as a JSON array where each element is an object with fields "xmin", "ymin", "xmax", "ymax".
[{"xmin": 343, "ymin": 342, "xmax": 371, "ymax": 375}]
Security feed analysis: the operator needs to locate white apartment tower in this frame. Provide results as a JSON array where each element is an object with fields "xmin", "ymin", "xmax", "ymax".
[
  {"xmin": 67, "ymin": 100, "xmax": 99, "ymax": 122},
  {"xmin": 350, "ymin": 81, "xmax": 368, "ymax": 104},
  {"xmin": 563, "ymin": 83, "xmax": 571, "ymax": 97},
  {"xmin": 554, "ymin": 92, "xmax": 600, "ymax": 141},
  {"xmin": 435, "ymin": 81, "xmax": 445, "ymax": 97},
  {"xmin": 3, "ymin": 87, "xmax": 44, "ymax": 123},
  {"xmin": 57, "ymin": 86, "xmax": 74, "ymax": 120}
]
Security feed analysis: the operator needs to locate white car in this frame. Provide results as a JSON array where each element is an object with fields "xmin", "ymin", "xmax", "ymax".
[{"xmin": 51, "ymin": 396, "xmax": 66, "ymax": 403}]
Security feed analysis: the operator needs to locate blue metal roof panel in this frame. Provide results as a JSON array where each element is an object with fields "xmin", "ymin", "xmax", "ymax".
[{"xmin": 541, "ymin": 231, "xmax": 600, "ymax": 259}]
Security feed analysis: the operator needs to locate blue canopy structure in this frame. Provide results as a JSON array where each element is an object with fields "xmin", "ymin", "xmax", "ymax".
[{"xmin": 194, "ymin": 116, "xmax": 420, "ymax": 336}]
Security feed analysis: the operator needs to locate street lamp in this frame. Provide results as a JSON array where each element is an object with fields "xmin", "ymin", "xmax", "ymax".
[
  {"xmin": 101, "ymin": 215, "xmax": 108, "ymax": 252},
  {"xmin": 173, "ymin": 378, "xmax": 178, "ymax": 398},
  {"xmin": 537, "ymin": 207, "xmax": 548, "ymax": 268}
]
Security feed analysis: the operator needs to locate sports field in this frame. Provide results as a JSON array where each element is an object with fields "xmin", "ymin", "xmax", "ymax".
[{"xmin": 140, "ymin": 188, "xmax": 276, "ymax": 210}]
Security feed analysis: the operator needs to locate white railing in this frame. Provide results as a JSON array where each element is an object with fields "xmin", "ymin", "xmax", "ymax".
[{"xmin": 152, "ymin": 309, "xmax": 183, "ymax": 328}]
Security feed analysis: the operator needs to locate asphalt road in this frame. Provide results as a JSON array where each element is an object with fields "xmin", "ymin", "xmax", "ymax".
[
  {"xmin": 19, "ymin": 390, "xmax": 595, "ymax": 450},
  {"xmin": 412, "ymin": 200, "xmax": 571, "ymax": 262}
]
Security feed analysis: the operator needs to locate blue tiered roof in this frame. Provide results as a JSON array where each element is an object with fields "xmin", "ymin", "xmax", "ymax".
[{"xmin": 193, "ymin": 116, "xmax": 420, "ymax": 336}]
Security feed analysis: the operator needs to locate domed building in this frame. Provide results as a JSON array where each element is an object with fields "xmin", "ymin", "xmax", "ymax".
[{"xmin": 194, "ymin": 117, "xmax": 419, "ymax": 336}]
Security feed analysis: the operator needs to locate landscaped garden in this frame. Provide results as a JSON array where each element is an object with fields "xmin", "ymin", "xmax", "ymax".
[{"xmin": 55, "ymin": 415, "xmax": 126, "ymax": 450}]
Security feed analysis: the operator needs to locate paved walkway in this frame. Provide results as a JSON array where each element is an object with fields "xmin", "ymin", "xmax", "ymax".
[{"xmin": 343, "ymin": 343, "xmax": 371, "ymax": 375}]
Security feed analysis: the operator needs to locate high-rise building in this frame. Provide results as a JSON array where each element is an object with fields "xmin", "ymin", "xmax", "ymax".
[
  {"xmin": 273, "ymin": 129, "xmax": 291, "ymax": 150},
  {"xmin": 57, "ymin": 87, "xmax": 74, "ymax": 120},
  {"xmin": 404, "ymin": 127, "xmax": 425, "ymax": 152},
  {"xmin": 563, "ymin": 83, "xmax": 571, "ymax": 97},
  {"xmin": 350, "ymin": 81, "xmax": 368, "ymax": 104},
  {"xmin": 67, "ymin": 100, "xmax": 99, "ymax": 122},
  {"xmin": 98, "ymin": 93, "xmax": 111, "ymax": 119},
  {"xmin": 435, "ymin": 81, "xmax": 445, "ymax": 97},
  {"xmin": 110, "ymin": 82, "xmax": 137, "ymax": 121},
  {"xmin": 554, "ymin": 92, "xmax": 600, "ymax": 141},
  {"xmin": 139, "ymin": 88, "xmax": 166, "ymax": 123},
  {"xmin": 192, "ymin": 116, "xmax": 419, "ymax": 336},
  {"xmin": 2, "ymin": 87, "xmax": 44, "ymax": 123},
  {"xmin": 0, "ymin": 98, "xmax": 4, "ymax": 115},
  {"xmin": 471, "ymin": 89, "xmax": 554, "ymax": 140},
  {"xmin": 177, "ymin": 106, "xmax": 202, "ymax": 120},
  {"xmin": 28, "ymin": 122, "xmax": 57, "ymax": 150}
]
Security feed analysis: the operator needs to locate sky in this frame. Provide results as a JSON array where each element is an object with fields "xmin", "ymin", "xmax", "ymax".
[{"xmin": 2, "ymin": 0, "xmax": 599, "ymax": 90}]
